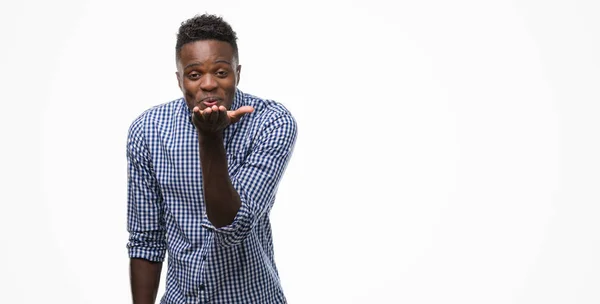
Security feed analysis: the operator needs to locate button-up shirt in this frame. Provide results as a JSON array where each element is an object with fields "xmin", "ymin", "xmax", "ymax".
[{"xmin": 126, "ymin": 89, "xmax": 297, "ymax": 303}]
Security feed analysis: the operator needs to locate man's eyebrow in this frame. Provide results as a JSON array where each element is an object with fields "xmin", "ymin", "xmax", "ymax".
[
  {"xmin": 184, "ymin": 62, "xmax": 202, "ymax": 69},
  {"xmin": 184, "ymin": 60, "xmax": 232, "ymax": 70}
]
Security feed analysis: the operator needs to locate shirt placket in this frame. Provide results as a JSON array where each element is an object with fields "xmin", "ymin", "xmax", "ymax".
[{"xmin": 194, "ymin": 227, "xmax": 214, "ymax": 304}]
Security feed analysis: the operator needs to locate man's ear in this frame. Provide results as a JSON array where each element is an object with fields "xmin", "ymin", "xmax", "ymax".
[
  {"xmin": 236, "ymin": 64, "xmax": 242, "ymax": 85},
  {"xmin": 176, "ymin": 71, "xmax": 182, "ymax": 90}
]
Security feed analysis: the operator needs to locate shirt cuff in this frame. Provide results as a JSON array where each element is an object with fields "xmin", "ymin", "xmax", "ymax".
[
  {"xmin": 201, "ymin": 193, "xmax": 256, "ymax": 247},
  {"xmin": 127, "ymin": 231, "xmax": 167, "ymax": 262}
]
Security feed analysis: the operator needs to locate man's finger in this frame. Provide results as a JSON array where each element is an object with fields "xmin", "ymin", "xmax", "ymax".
[
  {"xmin": 217, "ymin": 106, "xmax": 228, "ymax": 124},
  {"xmin": 209, "ymin": 105, "xmax": 219, "ymax": 123},
  {"xmin": 228, "ymin": 106, "xmax": 255, "ymax": 123},
  {"xmin": 202, "ymin": 107, "xmax": 212, "ymax": 121},
  {"xmin": 192, "ymin": 107, "xmax": 205, "ymax": 123}
]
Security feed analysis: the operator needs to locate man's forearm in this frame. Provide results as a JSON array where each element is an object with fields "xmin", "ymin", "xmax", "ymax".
[
  {"xmin": 130, "ymin": 258, "xmax": 162, "ymax": 304},
  {"xmin": 198, "ymin": 132, "xmax": 242, "ymax": 228}
]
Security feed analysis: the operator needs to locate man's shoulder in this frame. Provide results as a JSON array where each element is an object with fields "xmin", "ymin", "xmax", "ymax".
[
  {"xmin": 130, "ymin": 98, "xmax": 186, "ymax": 127},
  {"xmin": 240, "ymin": 92, "xmax": 297, "ymax": 142},
  {"xmin": 127, "ymin": 98, "xmax": 186, "ymax": 141}
]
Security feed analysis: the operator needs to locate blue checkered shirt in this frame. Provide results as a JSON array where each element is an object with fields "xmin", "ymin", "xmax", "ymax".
[{"xmin": 126, "ymin": 89, "xmax": 297, "ymax": 304}]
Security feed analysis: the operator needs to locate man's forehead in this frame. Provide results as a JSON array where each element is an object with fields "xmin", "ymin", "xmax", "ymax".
[{"xmin": 179, "ymin": 40, "xmax": 235, "ymax": 60}]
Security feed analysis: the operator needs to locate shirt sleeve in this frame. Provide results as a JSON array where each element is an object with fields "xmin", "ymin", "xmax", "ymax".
[
  {"xmin": 201, "ymin": 113, "xmax": 298, "ymax": 247},
  {"xmin": 126, "ymin": 117, "xmax": 167, "ymax": 261}
]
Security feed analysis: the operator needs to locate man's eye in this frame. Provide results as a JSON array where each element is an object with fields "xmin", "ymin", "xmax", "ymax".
[
  {"xmin": 216, "ymin": 71, "xmax": 228, "ymax": 77},
  {"xmin": 188, "ymin": 73, "xmax": 200, "ymax": 79}
]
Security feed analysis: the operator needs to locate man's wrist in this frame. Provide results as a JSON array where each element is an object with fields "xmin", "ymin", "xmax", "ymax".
[{"xmin": 197, "ymin": 130, "xmax": 224, "ymax": 145}]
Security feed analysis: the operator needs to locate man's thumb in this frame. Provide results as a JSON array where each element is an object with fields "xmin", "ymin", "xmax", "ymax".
[{"xmin": 229, "ymin": 106, "xmax": 254, "ymax": 123}]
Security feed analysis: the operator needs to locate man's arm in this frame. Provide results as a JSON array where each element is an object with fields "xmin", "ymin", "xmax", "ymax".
[
  {"xmin": 198, "ymin": 131, "xmax": 242, "ymax": 228},
  {"xmin": 130, "ymin": 259, "xmax": 162, "ymax": 304},
  {"xmin": 193, "ymin": 105, "xmax": 254, "ymax": 227},
  {"xmin": 193, "ymin": 105, "xmax": 297, "ymax": 244},
  {"xmin": 126, "ymin": 117, "xmax": 167, "ymax": 303}
]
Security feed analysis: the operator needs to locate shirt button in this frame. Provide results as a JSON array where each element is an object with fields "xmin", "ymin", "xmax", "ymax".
[
  {"xmin": 202, "ymin": 255, "xmax": 207, "ymax": 261},
  {"xmin": 199, "ymin": 284, "xmax": 205, "ymax": 291}
]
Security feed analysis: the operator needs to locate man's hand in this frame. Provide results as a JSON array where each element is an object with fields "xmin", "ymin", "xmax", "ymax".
[{"xmin": 192, "ymin": 105, "xmax": 254, "ymax": 135}]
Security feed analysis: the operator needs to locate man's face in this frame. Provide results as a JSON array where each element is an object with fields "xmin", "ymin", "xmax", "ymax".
[{"xmin": 176, "ymin": 40, "xmax": 241, "ymax": 111}]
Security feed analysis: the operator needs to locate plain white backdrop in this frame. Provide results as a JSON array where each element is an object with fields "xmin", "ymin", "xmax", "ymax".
[{"xmin": 1, "ymin": 0, "xmax": 599, "ymax": 303}]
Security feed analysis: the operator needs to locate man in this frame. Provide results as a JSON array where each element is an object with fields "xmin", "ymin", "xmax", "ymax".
[{"xmin": 126, "ymin": 14, "xmax": 297, "ymax": 304}]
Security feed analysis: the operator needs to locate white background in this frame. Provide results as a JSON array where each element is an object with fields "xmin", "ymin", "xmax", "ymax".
[{"xmin": 1, "ymin": 0, "xmax": 599, "ymax": 303}]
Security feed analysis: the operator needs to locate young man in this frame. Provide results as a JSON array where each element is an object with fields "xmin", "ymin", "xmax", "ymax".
[{"xmin": 126, "ymin": 14, "xmax": 297, "ymax": 304}]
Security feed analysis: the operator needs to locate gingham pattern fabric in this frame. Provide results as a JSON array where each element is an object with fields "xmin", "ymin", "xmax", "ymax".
[{"xmin": 127, "ymin": 89, "xmax": 297, "ymax": 304}]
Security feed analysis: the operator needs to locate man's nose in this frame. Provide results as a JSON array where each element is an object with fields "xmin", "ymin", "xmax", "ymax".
[{"xmin": 200, "ymin": 74, "xmax": 217, "ymax": 91}]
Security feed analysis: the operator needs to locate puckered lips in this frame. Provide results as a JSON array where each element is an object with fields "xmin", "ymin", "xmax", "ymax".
[{"xmin": 200, "ymin": 96, "xmax": 222, "ymax": 108}]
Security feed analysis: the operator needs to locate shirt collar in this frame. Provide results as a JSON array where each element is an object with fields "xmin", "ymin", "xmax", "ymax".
[{"xmin": 230, "ymin": 88, "xmax": 244, "ymax": 111}]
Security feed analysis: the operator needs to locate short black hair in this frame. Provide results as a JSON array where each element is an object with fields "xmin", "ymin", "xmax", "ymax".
[{"xmin": 176, "ymin": 14, "xmax": 239, "ymax": 62}]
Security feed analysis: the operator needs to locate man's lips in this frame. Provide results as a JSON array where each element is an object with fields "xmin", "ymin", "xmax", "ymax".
[{"xmin": 200, "ymin": 97, "xmax": 222, "ymax": 107}]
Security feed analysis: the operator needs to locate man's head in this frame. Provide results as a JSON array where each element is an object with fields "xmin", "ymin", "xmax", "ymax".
[{"xmin": 175, "ymin": 14, "xmax": 241, "ymax": 111}]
